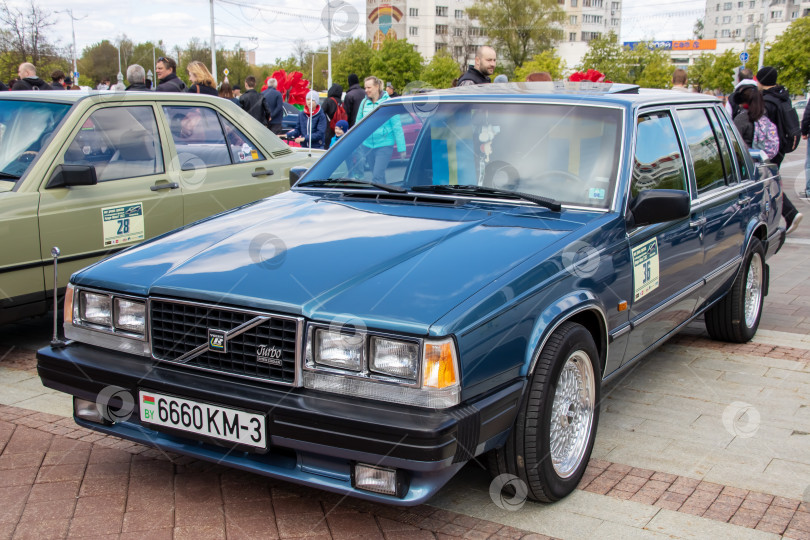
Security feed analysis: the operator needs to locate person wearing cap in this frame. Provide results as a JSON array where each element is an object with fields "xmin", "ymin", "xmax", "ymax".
[
  {"xmin": 287, "ymin": 90, "xmax": 327, "ymax": 149},
  {"xmin": 330, "ymin": 119, "xmax": 348, "ymax": 147},
  {"xmin": 757, "ymin": 66, "xmax": 803, "ymax": 234},
  {"xmin": 344, "ymin": 73, "xmax": 366, "ymax": 128}
]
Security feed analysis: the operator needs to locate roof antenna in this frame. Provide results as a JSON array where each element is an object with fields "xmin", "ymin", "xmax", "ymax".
[{"xmin": 50, "ymin": 247, "xmax": 67, "ymax": 348}]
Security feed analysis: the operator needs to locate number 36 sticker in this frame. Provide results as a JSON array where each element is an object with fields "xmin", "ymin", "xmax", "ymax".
[
  {"xmin": 102, "ymin": 203, "xmax": 145, "ymax": 247},
  {"xmin": 632, "ymin": 237, "xmax": 660, "ymax": 301}
]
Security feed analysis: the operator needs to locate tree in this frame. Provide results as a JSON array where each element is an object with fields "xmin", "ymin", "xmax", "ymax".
[
  {"xmin": 466, "ymin": 0, "xmax": 563, "ymax": 71},
  {"xmin": 421, "ymin": 51, "xmax": 460, "ymax": 89},
  {"xmin": 693, "ymin": 18, "xmax": 704, "ymax": 40},
  {"xmin": 578, "ymin": 32, "xmax": 629, "ymax": 83},
  {"xmin": 705, "ymin": 49, "xmax": 739, "ymax": 93},
  {"xmin": 0, "ymin": 0, "xmax": 66, "ymax": 81},
  {"xmin": 631, "ymin": 45, "xmax": 671, "ymax": 89},
  {"xmin": 78, "ymin": 40, "xmax": 119, "ymax": 87},
  {"xmin": 765, "ymin": 17, "xmax": 810, "ymax": 94},
  {"xmin": 332, "ymin": 38, "xmax": 374, "ymax": 88},
  {"xmin": 369, "ymin": 39, "xmax": 423, "ymax": 91},
  {"xmin": 514, "ymin": 50, "xmax": 566, "ymax": 81},
  {"xmin": 127, "ymin": 41, "xmax": 167, "ymax": 82},
  {"xmin": 687, "ymin": 53, "xmax": 714, "ymax": 93}
]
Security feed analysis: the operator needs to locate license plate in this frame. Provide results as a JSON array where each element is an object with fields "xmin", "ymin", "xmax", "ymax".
[{"xmin": 138, "ymin": 390, "xmax": 266, "ymax": 449}]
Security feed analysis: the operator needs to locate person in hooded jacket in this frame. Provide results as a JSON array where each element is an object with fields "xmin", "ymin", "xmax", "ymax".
[
  {"xmin": 12, "ymin": 63, "xmax": 52, "ymax": 90},
  {"xmin": 287, "ymin": 90, "xmax": 327, "ymax": 149},
  {"xmin": 321, "ymin": 83, "xmax": 343, "ymax": 148},
  {"xmin": 352, "ymin": 76, "xmax": 406, "ymax": 183},
  {"xmin": 344, "ymin": 74, "xmax": 366, "ymax": 128},
  {"xmin": 758, "ymin": 66, "xmax": 803, "ymax": 234}
]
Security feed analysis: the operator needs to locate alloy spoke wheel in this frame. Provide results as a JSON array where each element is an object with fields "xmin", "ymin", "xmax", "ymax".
[
  {"xmin": 549, "ymin": 350, "xmax": 595, "ymax": 478},
  {"xmin": 744, "ymin": 252, "xmax": 763, "ymax": 328}
]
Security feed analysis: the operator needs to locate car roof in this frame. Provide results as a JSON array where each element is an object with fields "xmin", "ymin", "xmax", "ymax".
[
  {"xmin": 399, "ymin": 82, "xmax": 720, "ymax": 108},
  {"xmin": 0, "ymin": 90, "xmax": 228, "ymax": 106}
]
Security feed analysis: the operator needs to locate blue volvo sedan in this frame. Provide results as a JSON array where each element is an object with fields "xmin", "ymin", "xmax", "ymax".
[{"xmin": 38, "ymin": 82, "xmax": 784, "ymax": 505}]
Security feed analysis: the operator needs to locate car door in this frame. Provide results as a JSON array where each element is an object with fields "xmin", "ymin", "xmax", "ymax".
[
  {"xmin": 37, "ymin": 103, "xmax": 183, "ymax": 292},
  {"xmin": 623, "ymin": 109, "xmax": 705, "ymax": 363},
  {"xmin": 161, "ymin": 104, "xmax": 287, "ymax": 224},
  {"xmin": 675, "ymin": 106, "xmax": 752, "ymax": 305}
]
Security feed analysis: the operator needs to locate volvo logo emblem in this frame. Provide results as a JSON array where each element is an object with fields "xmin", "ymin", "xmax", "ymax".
[
  {"xmin": 208, "ymin": 329, "xmax": 227, "ymax": 353},
  {"xmin": 256, "ymin": 344, "xmax": 282, "ymax": 366}
]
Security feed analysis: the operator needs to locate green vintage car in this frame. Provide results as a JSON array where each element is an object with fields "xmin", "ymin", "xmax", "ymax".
[{"xmin": 0, "ymin": 91, "xmax": 322, "ymax": 324}]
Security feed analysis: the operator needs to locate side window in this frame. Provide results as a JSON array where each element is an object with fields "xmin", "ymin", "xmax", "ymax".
[
  {"xmin": 714, "ymin": 108, "xmax": 749, "ymax": 180},
  {"xmin": 64, "ymin": 106, "xmax": 163, "ymax": 182},
  {"xmin": 220, "ymin": 116, "xmax": 265, "ymax": 163},
  {"xmin": 708, "ymin": 109, "xmax": 738, "ymax": 184},
  {"xmin": 631, "ymin": 112, "xmax": 687, "ymax": 198},
  {"xmin": 163, "ymin": 106, "xmax": 230, "ymax": 169},
  {"xmin": 677, "ymin": 108, "xmax": 727, "ymax": 195}
]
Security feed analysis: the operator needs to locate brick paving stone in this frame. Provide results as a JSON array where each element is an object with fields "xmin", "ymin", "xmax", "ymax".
[
  {"xmin": 756, "ymin": 519, "xmax": 790, "ymax": 535},
  {"xmin": 68, "ymin": 513, "xmax": 124, "ymax": 536},
  {"xmin": 774, "ymin": 497, "xmax": 802, "ymax": 511},
  {"xmin": 721, "ymin": 486, "xmax": 750, "ymax": 499},
  {"xmin": 83, "ymin": 460, "xmax": 130, "ymax": 478},
  {"xmin": 729, "ymin": 508, "xmax": 763, "ymax": 529},
  {"xmin": 461, "ymin": 529, "xmax": 494, "ymax": 540},
  {"xmin": 19, "ymin": 499, "xmax": 75, "ymax": 521},
  {"xmin": 473, "ymin": 520, "xmax": 503, "ymax": 534},
  {"xmin": 74, "ymin": 494, "xmax": 127, "ymax": 516},
  {"xmin": 744, "ymin": 491, "xmax": 774, "ymax": 505},
  {"xmin": 35, "ymin": 462, "xmax": 84, "ymax": 484},
  {"xmin": 173, "ymin": 501, "xmax": 225, "ymax": 527},
  {"xmin": 739, "ymin": 499, "xmax": 769, "ymax": 516},
  {"xmin": 654, "ymin": 491, "xmax": 688, "ymax": 510},
  {"xmin": 79, "ymin": 475, "xmax": 127, "ymax": 497},
  {"xmin": 120, "ymin": 529, "xmax": 173, "ymax": 540},
  {"xmin": 782, "ymin": 528, "xmax": 810, "ymax": 540},
  {"xmin": 614, "ymin": 474, "xmax": 646, "ymax": 492},
  {"xmin": 329, "ymin": 512, "xmax": 384, "ymax": 539},
  {"xmin": 583, "ymin": 475, "xmax": 619, "ymax": 495},
  {"xmin": 630, "ymin": 487, "xmax": 662, "ymax": 505},
  {"xmin": 0, "ymin": 467, "xmax": 37, "ymax": 487},
  {"xmin": 377, "ymin": 517, "xmax": 420, "ymax": 533},
  {"xmin": 121, "ymin": 509, "xmax": 175, "ymax": 533},
  {"xmin": 490, "ymin": 525, "xmax": 525, "ymax": 539},
  {"xmin": 276, "ymin": 512, "xmax": 330, "ymax": 537},
  {"xmin": 607, "ymin": 488, "xmax": 636, "ymax": 501},
  {"xmin": 650, "ymin": 471, "xmax": 677, "ymax": 484},
  {"xmin": 384, "ymin": 531, "xmax": 437, "ymax": 540},
  {"xmin": 668, "ymin": 476, "xmax": 700, "ymax": 496},
  {"xmin": 606, "ymin": 462, "xmax": 633, "ymax": 475},
  {"xmin": 225, "ymin": 516, "xmax": 280, "ymax": 540},
  {"xmin": 627, "ymin": 467, "xmax": 655, "ymax": 479},
  {"xmin": 11, "ymin": 518, "xmax": 69, "ymax": 540},
  {"xmin": 588, "ymin": 458, "xmax": 610, "ymax": 471},
  {"xmin": 88, "ymin": 446, "xmax": 132, "ymax": 464},
  {"xmin": 450, "ymin": 514, "xmax": 481, "ymax": 529},
  {"xmin": 437, "ymin": 522, "xmax": 470, "ymax": 537},
  {"xmin": 0, "ymin": 453, "xmax": 43, "ymax": 470},
  {"xmin": 221, "ymin": 479, "xmax": 273, "ymax": 503},
  {"xmin": 174, "ymin": 524, "xmax": 228, "ymax": 540},
  {"xmin": 680, "ymin": 499, "xmax": 713, "ymax": 516},
  {"xmin": 26, "ymin": 480, "xmax": 79, "ymax": 503},
  {"xmin": 695, "ymin": 481, "xmax": 724, "ymax": 495},
  {"xmin": 714, "ymin": 494, "xmax": 744, "ymax": 508},
  {"xmin": 224, "ymin": 501, "xmax": 275, "ymax": 521},
  {"xmin": 272, "ymin": 496, "xmax": 324, "ymax": 516},
  {"xmin": 790, "ymin": 511, "xmax": 810, "ymax": 532}
]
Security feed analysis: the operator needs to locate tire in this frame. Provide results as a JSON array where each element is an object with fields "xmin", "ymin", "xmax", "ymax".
[
  {"xmin": 705, "ymin": 238, "xmax": 766, "ymax": 343},
  {"xmin": 486, "ymin": 321, "xmax": 601, "ymax": 502}
]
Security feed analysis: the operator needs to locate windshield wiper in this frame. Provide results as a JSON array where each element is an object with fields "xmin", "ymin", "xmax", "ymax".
[
  {"xmin": 411, "ymin": 184, "xmax": 561, "ymax": 212},
  {"xmin": 0, "ymin": 172, "xmax": 20, "ymax": 180},
  {"xmin": 297, "ymin": 177, "xmax": 407, "ymax": 194}
]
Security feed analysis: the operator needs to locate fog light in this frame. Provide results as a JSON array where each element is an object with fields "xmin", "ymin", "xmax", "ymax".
[
  {"xmin": 74, "ymin": 397, "xmax": 106, "ymax": 424},
  {"xmin": 353, "ymin": 463, "xmax": 407, "ymax": 497}
]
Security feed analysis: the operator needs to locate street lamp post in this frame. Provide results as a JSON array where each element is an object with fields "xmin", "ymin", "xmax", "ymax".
[{"xmin": 58, "ymin": 9, "xmax": 85, "ymax": 83}]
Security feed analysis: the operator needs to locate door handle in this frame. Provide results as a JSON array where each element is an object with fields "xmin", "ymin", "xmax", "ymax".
[
  {"xmin": 689, "ymin": 217, "xmax": 706, "ymax": 229},
  {"xmin": 150, "ymin": 182, "xmax": 180, "ymax": 191},
  {"xmin": 251, "ymin": 169, "xmax": 274, "ymax": 177}
]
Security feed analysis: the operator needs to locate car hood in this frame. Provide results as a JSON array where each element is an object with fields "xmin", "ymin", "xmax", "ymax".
[
  {"xmin": 73, "ymin": 191, "xmax": 587, "ymax": 334},
  {"xmin": 0, "ymin": 183, "xmax": 13, "ymax": 193}
]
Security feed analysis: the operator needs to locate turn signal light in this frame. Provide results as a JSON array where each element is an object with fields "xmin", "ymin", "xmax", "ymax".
[
  {"xmin": 423, "ymin": 339, "xmax": 458, "ymax": 389},
  {"xmin": 64, "ymin": 283, "xmax": 75, "ymax": 324}
]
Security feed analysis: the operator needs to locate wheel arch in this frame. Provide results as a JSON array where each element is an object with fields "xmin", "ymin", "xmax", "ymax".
[{"xmin": 525, "ymin": 294, "xmax": 608, "ymax": 380}]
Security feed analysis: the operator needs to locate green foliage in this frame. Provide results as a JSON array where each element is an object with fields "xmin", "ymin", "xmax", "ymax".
[
  {"xmin": 687, "ymin": 53, "xmax": 714, "ymax": 93},
  {"xmin": 514, "ymin": 50, "xmax": 566, "ymax": 81},
  {"xmin": 765, "ymin": 17, "xmax": 810, "ymax": 94},
  {"xmin": 0, "ymin": 1, "xmax": 67, "ymax": 82},
  {"xmin": 705, "ymin": 49, "xmax": 739, "ymax": 93},
  {"xmin": 577, "ymin": 32, "xmax": 629, "ymax": 83},
  {"xmin": 629, "ymin": 44, "xmax": 672, "ymax": 89},
  {"xmin": 693, "ymin": 18, "xmax": 704, "ymax": 40},
  {"xmin": 332, "ymin": 38, "xmax": 374, "ymax": 88},
  {"xmin": 78, "ymin": 40, "xmax": 119, "ymax": 87},
  {"xmin": 421, "ymin": 51, "xmax": 461, "ymax": 89},
  {"xmin": 369, "ymin": 39, "xmax": 423, "ymax": 91},
  {"xmin": 466, "ymin": 0, "xmax": 563, "ymax": 70},
  {"xmin": 127, "ymin": 41, "xmax": 167, "ymax": 82}
]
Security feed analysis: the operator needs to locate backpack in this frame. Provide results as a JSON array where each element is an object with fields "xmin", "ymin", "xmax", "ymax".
[
  {"xmin": 764, "ymin": 93, "xmax": 801, "ymax": 155},
  {"xmin": 752, "ymin": 115, "xmax": 780, "ymax": 159},
  {"xmin": 327, "ymin": 97, "xmax": 347, "ymax": 131}
]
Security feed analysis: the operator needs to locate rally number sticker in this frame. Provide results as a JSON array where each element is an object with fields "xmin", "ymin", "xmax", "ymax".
[
  {"xmin": 632, "ymin": 237, "xmax": 660, "ymax": 300},
  {"xmin": 102, "ymin": 203, "xmax": 145, "ymax": 247}
]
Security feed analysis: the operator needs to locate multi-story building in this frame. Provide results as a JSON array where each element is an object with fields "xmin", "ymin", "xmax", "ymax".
[
  {"xmin": 703, "ymin": 0, "xmax": 809, "ymax": 54},
  {"xmin": 365, "ymin": 0, "xmax": 621, "ymax": 72}
]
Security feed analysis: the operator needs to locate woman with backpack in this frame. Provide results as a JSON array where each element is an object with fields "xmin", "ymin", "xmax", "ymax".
[
  {"xmin": 733, "ymin": 86, "xmax": 779, "ymax": 159},
  {"xmin": 322, "ymin": 83, "xmax": 345, "ymax": 149}
]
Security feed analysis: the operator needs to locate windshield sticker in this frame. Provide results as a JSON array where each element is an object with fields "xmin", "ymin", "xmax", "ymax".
[
  {"xmin": 632, "ymin": 237, "xmax": 659, "ymax": 300},
  {"xmin": 251, "ymin": 150, "xmax": 259, "ymax": 160},
  {"xmin": 241, "ymin": 143, "xmax": 252, "ymax": 154},
  {"xmin": 238, "ymin": 152, "xmax": 247, "ymax": 161},
  {"xmin": 588, "ymin": 188, "xmax": 606, "ymax": 200},
  {"xmin": 102, "ymin": 203, "xmax": 145, "ymax": 247}
]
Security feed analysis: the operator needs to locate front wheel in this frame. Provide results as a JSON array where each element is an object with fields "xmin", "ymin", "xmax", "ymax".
[
  {"xmin": 705, "ymin": 238, "xmax": 766, "ymax": 343},
  {"xmin": 486, "ymin": 321, "xmax": 601, "ymax": 502}
]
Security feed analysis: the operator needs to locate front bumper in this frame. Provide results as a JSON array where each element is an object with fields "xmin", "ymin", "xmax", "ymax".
[{"xmin": 37, "ymin": 342, "xmax": 523, "ymax": 505}]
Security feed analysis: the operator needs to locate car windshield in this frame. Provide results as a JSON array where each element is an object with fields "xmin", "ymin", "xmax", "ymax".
[
  {"xmin": 300, "ymin": 101, "xmax": 623, "ymax": 209},
  {"xmin": 0, "ymin": 100, "xmax": 71, "ymax": 180}
]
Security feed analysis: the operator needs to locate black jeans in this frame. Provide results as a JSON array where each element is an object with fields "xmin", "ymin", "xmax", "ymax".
[{"xmin": 774, "ymin": 153, "xmax": 799, "ymax": 222}]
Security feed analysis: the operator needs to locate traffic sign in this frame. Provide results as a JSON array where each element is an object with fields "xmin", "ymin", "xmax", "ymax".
[
  {"xmin": 223, "ymin": 68, "xmax": 229, "ymax": 76},
  {"xmin": 740, "ymin": 52, "xmax": 749, "ymax": 63}
]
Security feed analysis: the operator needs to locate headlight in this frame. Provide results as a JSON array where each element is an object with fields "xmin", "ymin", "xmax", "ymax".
[
  {"xmin": 114, "ymin": 298, "xmax": 146, "ymax": 334},
  {"xmin": 80, "ymin": 291, "xmax": 112, "ymax": 326},
  {"xmin": 314, "ymin": 328, "xmax": 364, "ymax": 371},
  {"xmin": 370, "ymin": 337, "xmax": 418, "ymax": 380}
]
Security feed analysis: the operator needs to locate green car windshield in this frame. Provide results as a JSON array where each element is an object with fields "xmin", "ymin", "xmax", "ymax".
[
  {"xmin": 0, "ymin": 100, "xmax": 71, "ymax": 180},
  {"xmin": 302, "ymin": 102, "xmax": 623, "ymax": 209}
]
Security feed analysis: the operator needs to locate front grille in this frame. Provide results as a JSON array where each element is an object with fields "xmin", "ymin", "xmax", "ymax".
[{"xmin": 150, "ymin": 299, "xmax": 299, "ymax": 385}]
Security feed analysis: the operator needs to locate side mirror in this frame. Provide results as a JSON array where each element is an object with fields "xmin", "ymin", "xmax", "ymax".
[
  {"xmin": 46, "ymin": 164, "xmax": 97, "ymax": 189},
  {"xmin": 628, "ymin": 189, "xmax": 690, "ymax": 228},
  {"xmin": 289, "ymin": 166, "xmax": 308, "ymax": 187}
]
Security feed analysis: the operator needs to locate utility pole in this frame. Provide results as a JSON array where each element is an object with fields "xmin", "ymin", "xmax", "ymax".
[
  {"xmin": 210, "ymin": 0, "xmax": 218, "ymax": 85},
  {"xmin": 327, "ymin": 0, "xmax": 332, "ymax": 89},
  {"xmin": 58, "ymin": 9, "xmax": 85, "ymax": 84},
  {"xmin": 759, "ymin": 0, "xmax": 769, "ymax": 71}
]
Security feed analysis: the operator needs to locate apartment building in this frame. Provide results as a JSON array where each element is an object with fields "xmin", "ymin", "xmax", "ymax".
[
  {"xmin": 703, "ymin": 0, "xmax": 809, "ymax": 53},
  {"xmin": 366, "ymin": 0, "xmax": 621, "ymax": 70}
]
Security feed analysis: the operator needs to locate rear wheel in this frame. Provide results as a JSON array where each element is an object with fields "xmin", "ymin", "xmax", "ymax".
[
  {"xmin": 486, "ymin": 321, "xmax": 600, "ymax": 502},
  {"xmin": 705, "ymin": 238, "xmax": 766, "ymax": 343}
]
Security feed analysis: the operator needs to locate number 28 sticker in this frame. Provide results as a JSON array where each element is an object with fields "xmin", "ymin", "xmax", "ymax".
[
  {"xmin": 101, "ymin": 203, "xmax": 145, "ymax": 247},
  {"xmin": 632, "ymin": 237, "xmax": 659, "ymax": 300}
]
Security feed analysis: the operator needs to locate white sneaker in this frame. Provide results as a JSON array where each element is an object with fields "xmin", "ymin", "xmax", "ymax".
[{"xmin": 787, "ymin": 212, "xmax": 803, "ymax": 235}]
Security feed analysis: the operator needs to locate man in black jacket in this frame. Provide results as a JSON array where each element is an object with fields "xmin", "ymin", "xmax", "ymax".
[
  {"xmin": 155, "ymin": 57, "xmax": 186, "ymax": 92},
  {"xmin": 261, "ymin": 77, "xmax": 285, "ymax": 134},
  {"xmin": 344, "ymin": 74, "xmax": 366, "ymax": 128},
  {"xmin": 12, "ymin": 63, "xmax": 52, "ymax": 90},
  {"xmin": 125, "ymin": 65, "xmax": 151, "ymax": 91},
  {"xmin": 50, "ymin": 69, "xmax": 66, "ymax": 89},
  {"xmin": 457, "ymin": 46, "xmax": 497, "ymax": 86},
  {"xmin": 758, "ymin": 66, "xmax": 803, "ymax": 233},
  {"xmin": 240, "ymin": 76, "xmax": 269, "ymax": 126}
]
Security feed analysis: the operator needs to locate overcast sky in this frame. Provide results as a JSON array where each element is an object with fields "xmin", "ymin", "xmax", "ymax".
[{"xmin": 24, "ymin": 0, "xmax": 706, "ymax": 73}]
